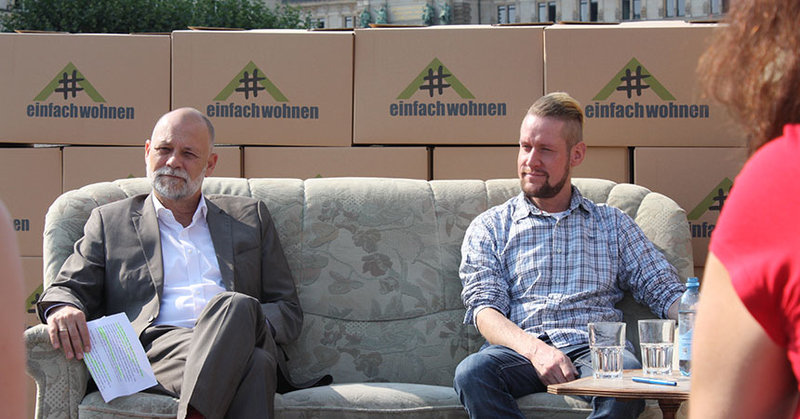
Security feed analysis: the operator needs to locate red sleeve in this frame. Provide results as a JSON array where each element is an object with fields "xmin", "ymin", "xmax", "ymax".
[{"xmin": 710, "ymin": 124, "xmax": 800, "ymax": 348}]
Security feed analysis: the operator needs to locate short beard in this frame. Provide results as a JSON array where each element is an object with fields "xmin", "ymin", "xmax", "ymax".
[
  {"xmin": 522, "ymin": 161, "xmax": 571, "ymax": 200},
  {"xmin": 149, "ymin": 166, "xmax": 205, "ymax": 201}
]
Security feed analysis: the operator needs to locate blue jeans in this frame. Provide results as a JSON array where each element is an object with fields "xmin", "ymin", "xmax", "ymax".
[{"xmin": 453, "ymin": 343, "xmax": 645, "ymax": 419}]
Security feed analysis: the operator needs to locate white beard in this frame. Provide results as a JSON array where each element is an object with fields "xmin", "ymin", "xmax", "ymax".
[{"xmin": 149, "ymin": 166, "xmax": 205, "ymax": 201}]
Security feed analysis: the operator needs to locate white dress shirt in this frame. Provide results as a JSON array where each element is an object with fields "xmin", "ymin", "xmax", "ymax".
[{"xmin": 152, "ymin": 195, "xmax": 226, "ymax": 328}]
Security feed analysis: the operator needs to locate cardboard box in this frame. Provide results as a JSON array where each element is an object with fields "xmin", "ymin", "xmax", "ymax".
[
  {"xmin": 545, "ymin": 24, "xmax": 744, "ymax": 147},
  {"xmin": 62, "ymin": 146, "xmax": 242, "ymax": 191},
  {"xmin": 353, "ymin": 26, "xmax": 545, "ymax": 145},
  {"xmin": 634, "ymin": 147, "xmax": 748, "ymax": 267},
  {"xmin": 433, "ymin": 146, "xmax": 629, "ymax": 183},
  {"xmin": 574, "ymin": 147, "xmax": 630, "ymax": 183},
  {"xmin": 0, "ymin": 33, "xmax": 170, "ymax": 145},
  {"xmin": 433, "ymin": 147, "xmax": 517, "ymax": 180},
  {"xmin": 243, "ymin": 147, "xmax": 429, "ymax": 179},
  {"xmin": 172, "ymin": 30, "xmax": 353, "ymax": 146},
  {"xmin": 0, "ymin": 148, "xmax": 62, "ymax": 257}
]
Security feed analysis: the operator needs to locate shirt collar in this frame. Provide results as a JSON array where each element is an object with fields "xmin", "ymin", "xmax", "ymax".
[
  {"xmin": 511, "ymin": 186, "xmax": 591, "ymax": 221},
  {"xmin": 153, "ymin": 193, "xmax": 208, "ymax": 226}
]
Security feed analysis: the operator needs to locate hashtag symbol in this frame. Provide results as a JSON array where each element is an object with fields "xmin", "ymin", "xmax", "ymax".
[
  {"xmin": 615, "ymin": 66, "xmax": 651, "ymax": 99},
  {"xmin": 418, "ymin": 66, "xmax": 451, "ymax": 97},
  {"xmin": 235, "ymin": 69, "xmax": 266, "ymax": 99},
  {"xmin": 708, "ymin": 188, "xmax": 728, "ymax": 211},
  {"xmin": 54, "ymin": 70, "xmax": 84, "ymax": 100}
]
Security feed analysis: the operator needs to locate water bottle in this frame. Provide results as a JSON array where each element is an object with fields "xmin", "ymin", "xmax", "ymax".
[{"xmin": 678, "ymin": 277, "xmax": 700, "ymax": 376}]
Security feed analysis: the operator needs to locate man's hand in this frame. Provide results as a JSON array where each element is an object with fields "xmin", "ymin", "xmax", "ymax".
[
  {"xmin": 46, "ymin": 305, "xmax": 91, "ymax": 360},
  {"xmin": 475, "ymin": 308, "xmax": 579, "ymax": 385},
  {"xmin": 521, "ymin": 341, "xmax": 578, "ymax": 385}
]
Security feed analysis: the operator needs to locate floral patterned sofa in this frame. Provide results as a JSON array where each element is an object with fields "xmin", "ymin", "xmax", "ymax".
[{"xmin": 25, "ymin": 177, "xmax": 693, "ymax": 419}]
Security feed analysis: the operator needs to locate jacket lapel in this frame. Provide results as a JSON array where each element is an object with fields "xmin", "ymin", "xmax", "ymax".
[
  {"xmin": 133, "ymin": 194, "xmax": 165, "ymax": 298},
  {"xmin": 207, "ymin": 198, "xmax": 235, "ymax": 291}
]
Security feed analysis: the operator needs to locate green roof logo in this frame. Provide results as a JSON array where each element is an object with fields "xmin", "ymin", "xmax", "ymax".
[
  {"xmin": 593, "ymin": 58, "xmax": 675, "ymax": 101},
  {"xmin": 688, "ymin": 178, "xmax": 733, "ymax": 220},
  {"xmin": 34, "ymin": 62, "xmax": 106, "ymax": 102},
  {"xmin": 397, "ymin": 58, "xmax": 474, "ymax": 100},
  {"xmin": 214, "ymin": 61, "xmax": 288, "ymax": 102},
  {"xmin": 26, "ymin": 283, "xmax": 42, "ymax": 315}
]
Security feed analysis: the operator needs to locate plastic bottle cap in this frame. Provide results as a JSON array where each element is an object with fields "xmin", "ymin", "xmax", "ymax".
[{"xmin": 687, "ymin": 277, "xmax": 700, "ymax": 287}]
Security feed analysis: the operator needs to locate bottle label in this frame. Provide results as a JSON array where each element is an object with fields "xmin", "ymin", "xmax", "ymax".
[{"xmin": 678, "ymin": 329, "xmax": 692, "ymax": 360}]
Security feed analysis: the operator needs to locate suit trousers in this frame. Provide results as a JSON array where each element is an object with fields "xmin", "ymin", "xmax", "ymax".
[{"xmin": 141, "ymin": 292, "xmax": 279, "ymax": 419}]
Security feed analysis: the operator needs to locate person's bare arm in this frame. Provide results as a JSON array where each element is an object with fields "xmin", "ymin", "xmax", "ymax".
[
  {"xmin": 689, "ymin": 254, "xmax": 798, "ymax": 419},
  {"xmin": 475, "ymin": 307, "xmax": 578, "ymax": 385},
  {"xmin": 667, "ymin": 298, "xmax": 679, "ymax": 320}
]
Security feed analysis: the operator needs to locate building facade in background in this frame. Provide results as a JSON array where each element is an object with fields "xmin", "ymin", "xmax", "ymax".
[
  {"xmin": 268, "ymin": 0, "xmax": 727, "ymax": 28},
  {"xmin": 0, "ymin": 0, "xmax": 10, "ymax": 19}
]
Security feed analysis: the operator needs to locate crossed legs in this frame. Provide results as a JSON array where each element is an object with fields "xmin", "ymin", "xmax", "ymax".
[{"xmin": 143, "ymin": 292, "xmax": 278, "ymax": 419}]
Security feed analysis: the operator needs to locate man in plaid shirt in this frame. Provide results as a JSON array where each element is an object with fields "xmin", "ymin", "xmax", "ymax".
[{"xmin": 453, "ymin": 92, "xmax": 685, "ymax": 419}]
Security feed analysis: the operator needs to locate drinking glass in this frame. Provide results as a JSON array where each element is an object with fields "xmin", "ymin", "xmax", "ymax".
[
  {"xmin": 638, "ymin": 319, "xmax": 676, "ymax": 375},
  {"xmin": 588, "ymin": 322, "xmax": 626, "ymax": 379}
]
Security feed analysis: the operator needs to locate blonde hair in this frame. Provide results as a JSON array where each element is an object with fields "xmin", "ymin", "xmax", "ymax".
[{"xmin": 528, "ymin": 92, "xmax": 584, "ymax": 147}]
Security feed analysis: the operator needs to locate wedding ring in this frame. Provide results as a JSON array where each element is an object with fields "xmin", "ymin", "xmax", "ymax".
[{"xmin": 58, "ymin": 327, "xmax": 67, "ymax": 332}]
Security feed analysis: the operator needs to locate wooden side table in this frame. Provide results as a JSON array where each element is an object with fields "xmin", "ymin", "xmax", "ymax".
[{"xmin": 547, "ymin": 369, "xmax": 689, "ymax": 419}]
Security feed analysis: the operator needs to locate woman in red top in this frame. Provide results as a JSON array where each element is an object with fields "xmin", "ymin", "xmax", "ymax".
[{"xmin": 691, "ymin": 0, "xmax": 800, "ymax": 417}]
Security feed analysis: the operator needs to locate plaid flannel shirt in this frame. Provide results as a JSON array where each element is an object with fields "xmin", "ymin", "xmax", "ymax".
[{"xmin": 460, "ymin": 187, "xmax": 685, "ymax": 349}]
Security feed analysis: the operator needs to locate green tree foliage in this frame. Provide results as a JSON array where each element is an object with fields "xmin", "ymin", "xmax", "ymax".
[{"xmin": 1, "ymin": 0, "xmax": 309, "ymax": 33}]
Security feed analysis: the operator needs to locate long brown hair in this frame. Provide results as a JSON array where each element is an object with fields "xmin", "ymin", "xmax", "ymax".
[{"xmin": 698, "ymin": 0, "xmax": 800, "ymax": 154}]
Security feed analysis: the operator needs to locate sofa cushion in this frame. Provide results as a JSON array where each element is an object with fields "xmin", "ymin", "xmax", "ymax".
[
  {"xmin": 275, "ymin": 383, "xmax": 593, "ymax": 419},
  {"xmin": 283, "ymin": 178, "xmax": 484, "ymax": 386},
  {"xmin": 79, "ymin": 391, "xmax": 177, "ymax": 419}
]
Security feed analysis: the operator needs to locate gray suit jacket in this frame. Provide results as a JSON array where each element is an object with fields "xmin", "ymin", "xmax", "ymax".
[{"xmin": 37, "ymin": 193, "xmax": 303, "ymax": 346}]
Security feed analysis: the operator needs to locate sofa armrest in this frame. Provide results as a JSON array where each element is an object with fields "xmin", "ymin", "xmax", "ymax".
[{"xmin": 25, "ymin": 324, "xmax": 88, "ymax": 419}]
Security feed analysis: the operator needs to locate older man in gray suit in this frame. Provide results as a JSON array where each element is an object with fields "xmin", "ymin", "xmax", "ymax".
[{"xmin": 38, "ymin": 108, "xmax": 303, "ymax": 419}]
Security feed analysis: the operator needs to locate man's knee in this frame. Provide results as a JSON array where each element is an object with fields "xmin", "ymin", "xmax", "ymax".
[
  {"xmin": 454, "ymin": 349, "xmax": 504, "ymax": 390},
  {"xmin": 207, "ymin": 292, "xmax": 261, "ymax": 319},
  {"xmin": 454, "ymin": 356, "xmax": 473, "ymax": 391},
  {"xmin": 455, "ymin": 353, "xmax": 485, "ymax": 385},
  {"xmin": 454, "ymin": 355, "xmax": 477, "ymax": 396},
  {"xmin": 209, "ymin": 291, "xmax": 259, "ymax": 307}
]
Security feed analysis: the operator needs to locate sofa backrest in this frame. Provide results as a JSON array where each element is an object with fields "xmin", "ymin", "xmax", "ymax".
[{"xmin": 43, "ymin": 177, "xmax": 693, "ymax": 387}]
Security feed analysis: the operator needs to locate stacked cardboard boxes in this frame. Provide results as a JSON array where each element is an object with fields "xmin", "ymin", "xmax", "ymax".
[
  {"xmin": 432, "ymin": 146, "xmax": 630, "ymax": 183},
  {"xmin": 0, "ymin": 148, "xmax": 61, "ymax": 419},
  {"xmin": 543, "ymin": 23, "xmax": 742, "ymax": 148},
  {"xmin": 543, "ymin": 23, "xmax": 748, "ymax": 272},
  {"xmin": 0, "ymin": 33, "xmax": 171, "ymax": 145},
  {"xmin": 0, "ymin": 148, "xmax": 62, "ymax": 258},
  {"xmin": 0, "ymin": 23, "xmax": 747, "ymax": 299},
  {"xmin": 353, "ymin": 25, "xmax": 545, "ymax": 145},
  {"xmin": 634, "ymin": 147, "xmax": 748, "ymax": 270},
  {"xmin": 171, "ymin": 30, "xmax": 354, "ymax": 146},
  {"xmin": 244, "ymin": 147, "xmax": 429, "ymax": 179},
  {"xmin": 62, "ymin": 146, "xmax": 242, "ymax": 192}
]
